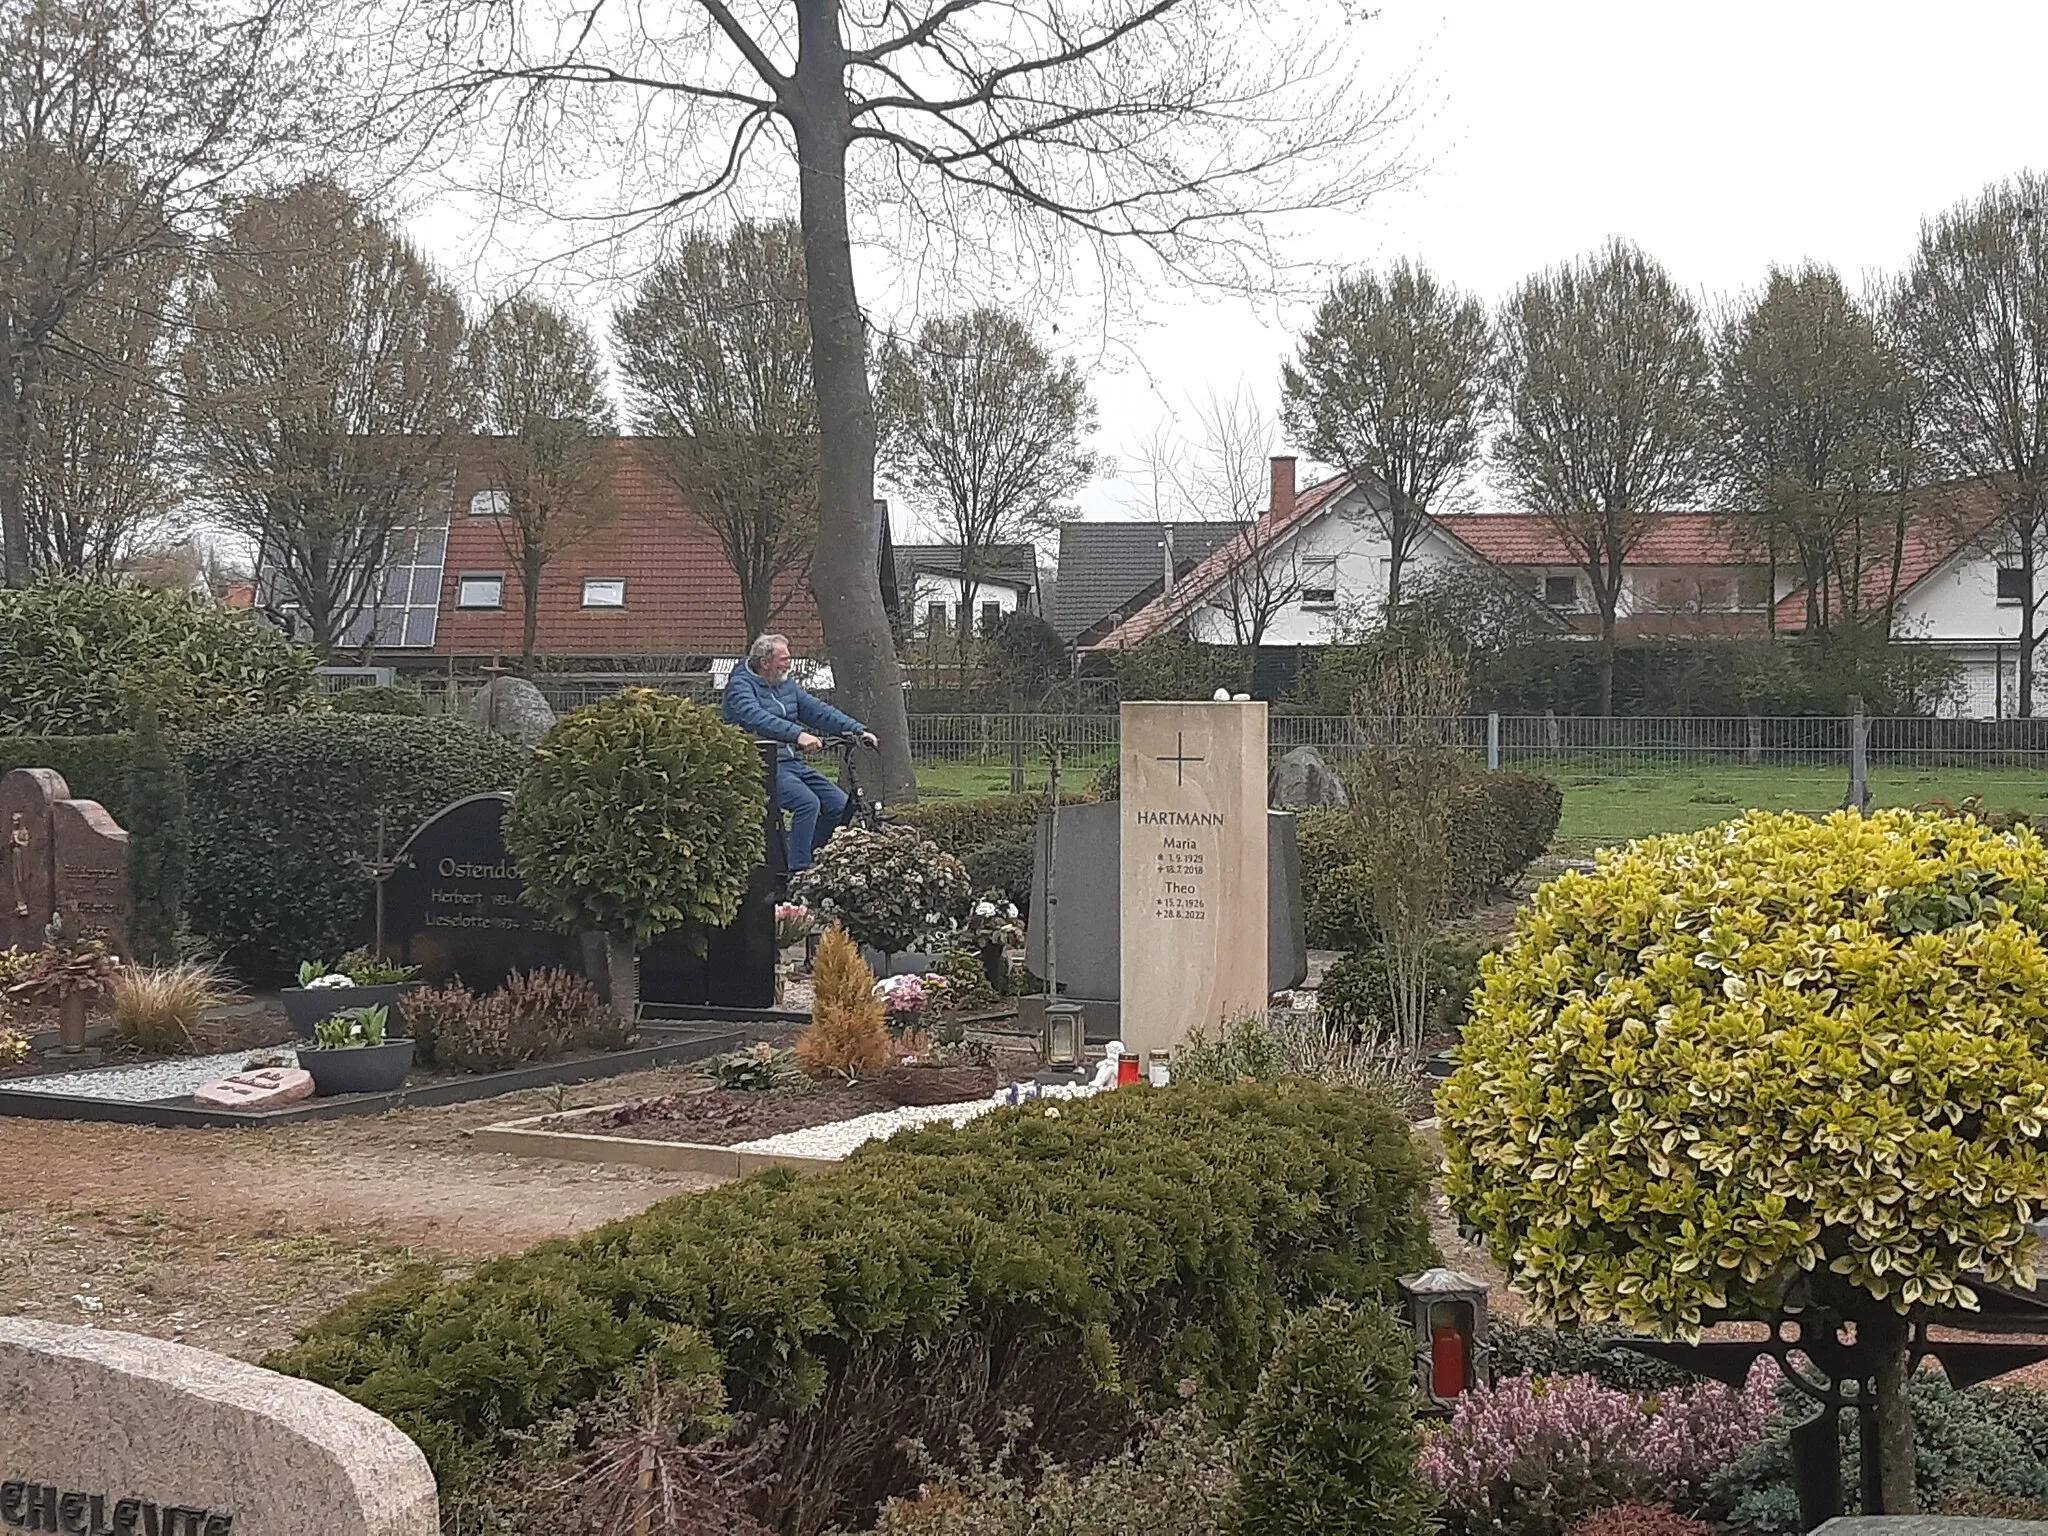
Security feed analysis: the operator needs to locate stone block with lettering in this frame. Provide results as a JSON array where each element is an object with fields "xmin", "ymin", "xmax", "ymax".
[
  {"xmin": 1119, "ymin": 701, "xmax": 1270, "ymax": 1054},
  {"xmin": 1025, "ymin": 805, "xmax": 1306, "ymax": 1006},
  {"xmin": 0, "ymin": 1317, "xmax": 437, "ymax": 1536},
  {"xmin": 52, "ymin": 798, "xmax": 130, "ymax": 952},
  {"xmin": 0, "ymin": 768, "xmax": 67, "ymax": 952},
  {"xmin": 193, "ymin": 1067, "xmax": 315, "ymax": 1110},
  {"xmin": 383, "ymin": 793, "xmax": 587, "ymax": 991}
]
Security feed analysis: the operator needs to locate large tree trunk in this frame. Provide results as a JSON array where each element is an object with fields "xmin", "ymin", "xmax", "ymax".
[
  {"xmin": 789, "ymin": 0, "xmax": 917, "ymax": 803},
  {"xmin": 522, "ymin": 540, "xmax": 543, "ymax": 675},
  {"xmin": 1864, "ymin": 1309, "xmax": 1917, "ymax": 1513},
  {"xmin": 1, "ymin": 343, "xmax": 36, "ymax": 587},
  {"xmin": 1598, "ymin": 604, "xmax": 1617, "ymax": 718}
]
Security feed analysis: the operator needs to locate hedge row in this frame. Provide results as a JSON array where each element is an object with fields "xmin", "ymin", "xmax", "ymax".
[
  {"xmin": 269, "ymin": 1081, "xmax": 1436, "ymax": 1535},
  {"xmin": 1299, "ymin": 771, "xmax": 1562, "ymax": 949},
  {"xmin": 0, "ymin": 719, "xmax": 525, "ymax": 977}
]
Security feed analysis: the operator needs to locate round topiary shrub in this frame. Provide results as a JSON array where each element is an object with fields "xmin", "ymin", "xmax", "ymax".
[
  {"xmin": 0, "ymin": 578, "xmax": 316, "ymax": 735},
  {"xmin": 1233, "ymin": 1300, "xmax": 1432, "ymax": 1536},
  {"xmin": 791, "ymin": 823, "xmax": 971, "ymax": 956},
  {"xmin": 1441, "ymin": 808, "xmax": 2048, "ymax": 1504},
  {"xmin": 185, "ymin": 716, "xmax": 527, "ymax": 977},
  {"xmin": 503, "ymin": 688, "xmax": 763, "ymax": 955}
]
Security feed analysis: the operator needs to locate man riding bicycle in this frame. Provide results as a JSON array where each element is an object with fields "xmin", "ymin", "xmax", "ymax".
[{"xmin": 722, "ymin": 633, "xmax": 878, "ymax": 871}]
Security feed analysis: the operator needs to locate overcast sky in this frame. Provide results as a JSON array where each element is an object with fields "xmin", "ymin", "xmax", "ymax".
[
  {"xmin": 1063, "ymin": 0, "xmax": 2048, "ymax": 525},
  {"xmin": 405, "ymin": 0, "xmax": 2048, "ymax": 538}
]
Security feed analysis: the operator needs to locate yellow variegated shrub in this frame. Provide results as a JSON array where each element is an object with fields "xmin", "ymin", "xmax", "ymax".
[{"xmin": 1440, "ymin": 808, "xmax": 2048, "ymax": 1337}]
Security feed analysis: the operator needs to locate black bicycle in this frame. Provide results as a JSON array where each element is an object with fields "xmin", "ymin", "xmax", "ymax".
[{"xmin": 821, "ymin": 733, "xmax": 885, "ymax": 833}]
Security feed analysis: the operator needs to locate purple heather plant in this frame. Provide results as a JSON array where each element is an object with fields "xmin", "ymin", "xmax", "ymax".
[{"xmin": 1419, "ymin": 1364, "xmax": 1779, "ymax": 1536}]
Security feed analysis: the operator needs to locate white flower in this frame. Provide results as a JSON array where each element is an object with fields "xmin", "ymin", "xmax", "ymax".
[
  {"xmin": 1043, "ymin": 1106, "xmax": 1061, "ymax": 1119},
  {"xmin": 975, "ymin": 900, "xmax": 997, "ymax": 918}
]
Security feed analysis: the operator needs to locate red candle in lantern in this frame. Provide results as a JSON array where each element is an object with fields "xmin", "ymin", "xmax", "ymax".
[
  {"xmin": 1431, "ymin": 1324, "xmax": 1467, "ymax": 1398},
  {"xmin": 1118, "ymin": 1056, "xmax": 1141, "ymax": 1086}
]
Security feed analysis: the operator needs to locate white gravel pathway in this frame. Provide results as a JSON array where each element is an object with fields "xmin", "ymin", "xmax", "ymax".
[
  {"xmin": 6, "ymin": 1050, "xmax": 297, "ymax": 1102},
  {"xmin": 731, "ymin": 1080, "xmax": 1101, "ymax": 1161}
]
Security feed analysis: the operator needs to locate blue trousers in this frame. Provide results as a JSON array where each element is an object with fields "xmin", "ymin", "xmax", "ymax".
[{"xmin": 777, "ymin": 758, "xmax": 848, "ymax": 871}]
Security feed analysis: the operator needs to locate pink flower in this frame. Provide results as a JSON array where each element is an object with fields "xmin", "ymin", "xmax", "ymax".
[{"xmin": 1418, "ymin": 1364, "xmax": 1779, "ymax": 1526}]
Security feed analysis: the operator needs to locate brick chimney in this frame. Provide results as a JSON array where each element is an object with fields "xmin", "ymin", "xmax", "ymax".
[{"xmin": 1269, "ymin": 455, "xmax": 1297, "ymax": 522}]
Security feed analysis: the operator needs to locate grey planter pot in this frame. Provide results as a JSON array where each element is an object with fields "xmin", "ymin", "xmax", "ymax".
[
  {"xmin": 280, "ymin": 984, "xmax": 407, "ymax": 1040},
  {"xmin": 300, "ymin": 1039, "xmax": 415, "ymax": 1097}
]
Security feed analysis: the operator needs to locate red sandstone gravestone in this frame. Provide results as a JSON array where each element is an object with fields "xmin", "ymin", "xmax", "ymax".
[
  {"xmin": 0, "ymin": 769, "xmax": 65, "ymax": 952},
  {"xmin": 0, "ymin": 768, "xmax": 130, "ymax": 955}
]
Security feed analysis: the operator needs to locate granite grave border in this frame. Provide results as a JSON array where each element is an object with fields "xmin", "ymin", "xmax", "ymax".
[{"xmin": 0, "ymin": 1023, "xmax": 744, "ymax": 1128}]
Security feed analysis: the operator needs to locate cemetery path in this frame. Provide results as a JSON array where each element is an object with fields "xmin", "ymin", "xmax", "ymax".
[{"xmin": 0, "ymin": 1066, "xmax": 726, "ymax": 1361}]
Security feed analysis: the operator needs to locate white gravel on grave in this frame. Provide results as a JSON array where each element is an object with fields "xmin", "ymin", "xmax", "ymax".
[
  {"xmin": 732, "ymin": 1081, "xmax": 1102, "ymax": 1161},
  {"xmin": 6, "ymin": 1049, "xmax": 297, "ymax": 1103}
]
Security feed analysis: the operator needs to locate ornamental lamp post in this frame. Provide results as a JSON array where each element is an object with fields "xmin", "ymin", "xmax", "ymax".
[{"xmin": 1398, "ymin": 1268, "xmax": 1491, "ymax": 1411}]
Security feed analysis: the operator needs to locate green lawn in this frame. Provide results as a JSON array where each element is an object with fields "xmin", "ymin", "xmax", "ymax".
[{"xmin": 912, "ymin": 754, "xmax": 2048, "ymax": 848}]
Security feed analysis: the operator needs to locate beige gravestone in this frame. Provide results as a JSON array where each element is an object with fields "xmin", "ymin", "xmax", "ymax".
[
  {"xmin": 0, "ymin": 1318, "xmax": 438, "ymax": 1536},
  {"xmin": 1119, "ymin": 700, "xmax": 1269, "ymax": 1054}
]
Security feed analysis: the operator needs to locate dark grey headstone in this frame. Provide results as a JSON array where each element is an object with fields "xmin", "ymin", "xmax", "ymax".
[
  {"xmin": 1267, "ymin": 745, "xmax": 1348, "ymax": 809},
  {"xmin": 383, "ymin": 793, "xmax": 589, "ymax": 991},
  {"xmin": 1024, "ymin": 804, "xmax": 1307, "ymax": 1000}
]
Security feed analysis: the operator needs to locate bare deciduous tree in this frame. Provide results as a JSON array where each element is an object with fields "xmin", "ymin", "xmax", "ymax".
[
  {"xmin": 1141, "ymin": 384, "xmax": 1302, "ymax": 649},
  {"xmin": 877, "ymin": 306, "xmax": 1094, "ymax": 661},
  {"xmin": 614, "ymin": 221, "xmax": 818, "ymax": 645},
  {"xmin": 382, "ymin": 0, "xmax": 1406, "ymax": 801},
  {"xmin": 1716, "ymin": 264, "xmax": 1920, "ymax": 639},
  {"xmin": 1282, "ymin": 260, "xmax": 1493, "ymax": 612},
  {"xmin": 1895, "ymin": 173, "xmax": 2048, "ymax": 715},
  {"xmin": 467, "ymin": 293, "xmax": 617, "ymax": 673},
  {"xmin": 0, "ymin": 0, "xmax": 327, "ymax": 585},
  {"xmin": 1348, "ymin": 633, "xmax": 1469, "ymax": 1059},
  {"xmin": 182, "ymin": 178, "xmax": 469, "ymax": 656},
  {"xmin": 20, "ymin": 240, "xmax": 181, "ymax": 576},
  {"xmin": 1493, "ymin": 240, "xmax": 1717, "ymax": 716}
]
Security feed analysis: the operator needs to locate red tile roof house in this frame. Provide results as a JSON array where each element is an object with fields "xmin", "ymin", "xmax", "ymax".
[
  {"xmin": 263, "ymin": 439, "xmax": 903, "ymax": 694},
  {"xmin": 1086, "ymin": 457, "xmax": 2027, "ymax": 717}
]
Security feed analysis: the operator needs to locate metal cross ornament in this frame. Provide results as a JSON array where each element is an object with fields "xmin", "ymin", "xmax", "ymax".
[{"xmin": 1155, "ymin": 732, "xmax": 1205, "ymax": 786}]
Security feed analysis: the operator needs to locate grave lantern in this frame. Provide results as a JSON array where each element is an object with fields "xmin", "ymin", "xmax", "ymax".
[
  {"xmin": 1398, "ymin": 1268, "xmax": 1490, "ymax": 1411},
  {"xmin": 1041, "ymin": 999, "xmax": 1084, "ymax": 1069}
]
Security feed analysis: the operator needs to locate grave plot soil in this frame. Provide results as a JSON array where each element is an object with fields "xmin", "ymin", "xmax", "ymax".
[
  {"xmin": 552, "ymin": 1081, "xmax": 902, "ymax": 1144},
  {"xmin": 0, "ymin": 1063, "xmax": 730, "ymax": 1362}
]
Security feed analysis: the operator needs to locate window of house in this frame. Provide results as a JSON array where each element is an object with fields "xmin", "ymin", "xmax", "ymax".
[
  {"xmin": 456, "ymin": 573, "xmax": 504, "ymax": 609},
  {"xmin": 1300, "ymin": 557, "xmax": 1339, "ymax": 609},
  {"xmin": 1738, "ymin": 572, "xmax": 1772, "ymax": 610},
  {"xmin": 1699, "ymin": 577, "xmax": 1733, "ymax": 611},
  {"xmin": 979, "ymin": 600, "xmax": 1001, "ymax": 632},
  {"xmin": 925, "ymin": 602, "xmax": 948, "ymax": 634},
  {"xmin": 1545, "ymin": 574, "xmax": 1578, "ymax": 607},
  {"xmin": 1999, "ymin": 567, "xmax": 2029, "ymax": 604},
  {"xmin": 469, "ymin": 490, "xmax": 510, "ymax": 517},
  {"xmin": 582, "ymin": 578, "xmax": 626, "ymax": 608}
]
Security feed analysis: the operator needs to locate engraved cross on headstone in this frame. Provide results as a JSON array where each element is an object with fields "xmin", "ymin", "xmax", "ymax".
[{"xmin": 1155, "ymin": 731, "xmax": 1206, "ymax": 787}]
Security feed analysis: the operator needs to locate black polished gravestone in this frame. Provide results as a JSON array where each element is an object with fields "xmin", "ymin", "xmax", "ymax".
[
  {"xmin": 383, "ymin": 793, "xmax": 595, "ymax": 991},
  {"xmin": 637, "ymin": 740, "xmax": 783, "ymax": 1013}
]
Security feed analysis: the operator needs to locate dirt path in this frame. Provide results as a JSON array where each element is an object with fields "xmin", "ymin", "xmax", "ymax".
[{"xmin": 0, "ymin": 1066, "xmax": 727, "ymax": 1361}]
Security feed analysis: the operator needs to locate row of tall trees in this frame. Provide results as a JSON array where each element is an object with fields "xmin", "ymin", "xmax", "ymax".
[{"xmin": 1278, "ymin": 171, "xmax": 2048, "ymax": 714}]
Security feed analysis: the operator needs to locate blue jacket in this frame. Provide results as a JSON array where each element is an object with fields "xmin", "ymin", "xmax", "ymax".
[{"xmin": 722, "ymin": 662, "xmax": 866, "ymax": 760}]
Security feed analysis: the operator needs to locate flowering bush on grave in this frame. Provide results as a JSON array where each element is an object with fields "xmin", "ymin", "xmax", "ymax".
[
  {"xmin": 792, "ymin": 824, "xmax": 971, "ymax": 955},
  {"xmin": 964, "ymin": 890, "xmax": 1025, "ymax": 951},
  {"xmin": 1418, "ymin": 1366, "xmax": 1779, "ymax": 1536}
]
